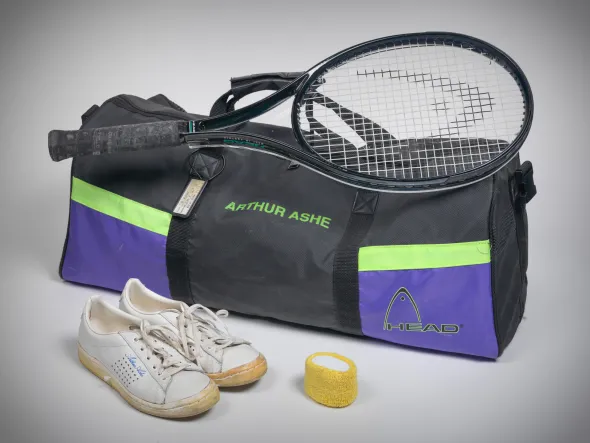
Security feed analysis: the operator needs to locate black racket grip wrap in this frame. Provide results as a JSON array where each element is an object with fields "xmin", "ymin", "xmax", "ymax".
[{"xmin": 48, "ymin": 121, "xmax": 182, "ymax": 162}]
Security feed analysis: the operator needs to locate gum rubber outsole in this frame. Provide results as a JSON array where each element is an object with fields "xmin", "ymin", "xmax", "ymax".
[
  {"xmin": 207, "ymin": 354, "xmax": 268, "ymax": 387},
  {"xmin": 78, "ymin": 344, "xmax": 220, "ymax": 418}
]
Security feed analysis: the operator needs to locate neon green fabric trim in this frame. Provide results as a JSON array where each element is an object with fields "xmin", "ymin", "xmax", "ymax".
[
  {"xmin": 71, "ymin": 177, "xmax": 171, "ymax": 236},
  {"xmin": 359, "ymin": 240, "xmax": 491, "ymax": 271}
]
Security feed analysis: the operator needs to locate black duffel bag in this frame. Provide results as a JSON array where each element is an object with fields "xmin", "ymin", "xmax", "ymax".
[{"xmin": 56, "ymin": 76, "xmax": 535, "ymax": 359}]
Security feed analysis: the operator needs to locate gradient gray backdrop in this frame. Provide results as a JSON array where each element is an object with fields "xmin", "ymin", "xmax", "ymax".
[{"xmin": 0, "ymin": 0, "xmax": 588, "ymax": 442}]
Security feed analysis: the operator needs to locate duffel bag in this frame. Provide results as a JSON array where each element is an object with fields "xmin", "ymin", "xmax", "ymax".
[{"xmin": 54, "ymin": 79, "xmax": 536, "ymax": 359}]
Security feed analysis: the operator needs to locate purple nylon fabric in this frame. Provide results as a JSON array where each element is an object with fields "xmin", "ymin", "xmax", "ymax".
[
  {"xmin": 61, "ymin": 201, "xmax": 170, "ymax": 297},
  {"xmin": 359, "ymin": 264, "xmax": 498, "ymax": 358}
]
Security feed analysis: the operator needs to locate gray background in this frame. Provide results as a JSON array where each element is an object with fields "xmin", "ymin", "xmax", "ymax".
[{"xmin": 0, "ymin": 0, "xmax": 588, "ymax": 442}]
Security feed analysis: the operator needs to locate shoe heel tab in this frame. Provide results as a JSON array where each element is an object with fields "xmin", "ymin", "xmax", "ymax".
[
  {"xmin": 79, "ymin": 296, "xmax": 102, "ymax": 340},
  {"xmin": 123, "ymin": 278, "xmax": 144, "ymax": 291},
  {"xmin": 122, "ymin": 278, "xmax": 175, "ymax": 314},
  {"xmin": 88, "ymin": 296, "xmax": 144, "ymax": 333},
  {"xmin": 121, "ymin": 278, "xmax": 147, "ymax": 300},
  {"xmin": 83, "ymin": 295, "xmax": 101, "ymax": 321}
]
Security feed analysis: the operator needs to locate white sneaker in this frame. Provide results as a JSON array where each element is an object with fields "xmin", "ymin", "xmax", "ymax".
[
  {"xmin": 78, "ymin": 296, "xmax": 219, "ymax": 418},
  {"xmin": 119, "ymin": 279, "xmax": 267, "ymax": 387}
]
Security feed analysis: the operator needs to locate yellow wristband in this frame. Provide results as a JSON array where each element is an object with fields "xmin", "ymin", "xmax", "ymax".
[{"xmin": 304, "ymin": 352, "xmax": 357, "ymax": 408}]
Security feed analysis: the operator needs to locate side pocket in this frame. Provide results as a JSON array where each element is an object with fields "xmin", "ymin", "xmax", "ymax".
[
  {"xmin": 358, "ymin": 241, "xmax": 499, "ymax": 359},
  {"xmin": 513, "ymin": 196, "xmax": 528, "ymax": 317},
  {"xmin": 61, "ymin": 178, "xmax": 171, "ymax": 296},
  {"xmin": 489, "ymin": 160, "xmax": 535, "ymax": 356},
  {"xmin": 512, "ymin": 161, "xmax": 535, "ymax": 317}
]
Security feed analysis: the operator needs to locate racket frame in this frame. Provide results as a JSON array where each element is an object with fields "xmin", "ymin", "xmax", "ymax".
[
  {"xmin": 289, "ymin": 32, "xmax": 534, "ymax": 190},
  {"xmin": 193, "ymin": 32, "xmax": 533, "ymax": 191}
]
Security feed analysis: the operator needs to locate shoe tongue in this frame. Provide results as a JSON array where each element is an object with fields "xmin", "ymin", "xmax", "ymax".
[
  {"xmin": 160, "ymin": 308, "xmax": 200, "ymax": 342},
  {"xmin": 160, "ymin": 310, "xmax": 181, "ymax": 333}
]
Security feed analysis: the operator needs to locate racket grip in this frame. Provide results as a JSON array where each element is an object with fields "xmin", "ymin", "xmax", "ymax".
[{"xmin": 48, "ymin": 121, "xmax": 183, "ymax": 162}]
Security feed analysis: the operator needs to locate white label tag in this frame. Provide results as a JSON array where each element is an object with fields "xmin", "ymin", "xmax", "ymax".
[{"xmin": 173, "ymin": 179, "xmax": 206, "ymax": 217}]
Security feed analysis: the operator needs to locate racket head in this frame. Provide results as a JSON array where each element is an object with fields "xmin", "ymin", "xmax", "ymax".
[{"xmin": 291, "ymin": 32, "xmax": 533, "ymax": 191}]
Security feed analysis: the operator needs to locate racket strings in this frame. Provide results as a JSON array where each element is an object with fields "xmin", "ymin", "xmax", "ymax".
[{"xmin": 297, "ymin": 39, "xmax": 526, "ymax": 179}]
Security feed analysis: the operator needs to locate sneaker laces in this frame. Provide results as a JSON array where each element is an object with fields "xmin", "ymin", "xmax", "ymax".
[
  {"xmin": 130, "ymin": 320, "xmax": 194, "ymax": 379},
  {"xmin": 176, "ymin": 304, "xmax": 249, "ymax": 361}
]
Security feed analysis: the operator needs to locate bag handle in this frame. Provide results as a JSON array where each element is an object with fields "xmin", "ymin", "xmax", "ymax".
[
  {"xmin": 209, "ymin": 72, "xmax": 304, "ymax": 117},
  {"xmin": 209, "ymin": 72, "xmax": 396, "ymax": 150}
]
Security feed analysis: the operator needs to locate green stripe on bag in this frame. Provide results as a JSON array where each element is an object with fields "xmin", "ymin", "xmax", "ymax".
[
  {"xmin": 359, "ymin": 240, "xmax": 491, "ymax": 271},
  {"xmin": 71, "ymin": 177, "xmax": 172, "ymax": 236}
]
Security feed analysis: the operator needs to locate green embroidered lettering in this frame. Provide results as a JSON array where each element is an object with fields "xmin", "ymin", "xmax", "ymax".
[
  {"xmin": 320, "ymin": 217, "xmax": 331, "ymax": 229},
  {"xmin": 309, "ymin": 214, "xmax": 322, "ymax": 225},
  {"xmin": 224, "ymin": 202, "xmax": 331, "ymax": 229},
  {"xmin": 275, "ymin": 206, "xmax": 286, "ymax": 217}
]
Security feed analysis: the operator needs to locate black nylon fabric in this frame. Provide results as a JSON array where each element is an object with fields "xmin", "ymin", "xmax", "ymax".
[
  {"xmin": 333, "ymin": 191, "xmax": 379, "ymax": 334},
  {"xmin": 489, "ymin": 156, "xmax": 527, "ymax": 355},
  {"xmin": 73, "ymin": 96, "xmax": 195, "ymax": 213},
  {"xmin": 62, "ymin": 93, "xmax": 532, "ymax": 358},
  {"xmin": 184, "ymin": 147, "xmax": 353, "ymax": 329},
  {"xmin": 166, "ymin": 215, "xmax": 194, "ymax": 306},
  {"xmin": 365, "ymin": 177, "xmax": 492, "ymax": 246},
  {"xmin": 73, "ymin": 95, "xmax": 303, "ymax": 210}
]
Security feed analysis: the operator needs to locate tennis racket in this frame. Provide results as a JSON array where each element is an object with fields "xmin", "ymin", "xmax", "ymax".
[{"xmin": 48, "ymin": 32, "xmax": 533, "ymax": 192}]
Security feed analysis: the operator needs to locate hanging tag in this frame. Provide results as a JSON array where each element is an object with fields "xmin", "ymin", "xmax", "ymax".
[
  {"xmin": 172, "ymin": 149, "xmax": 224, "ymax": 218},
  {"xmin": 172, "ymin": 178, "xmax": 208, "ymax": 218}
]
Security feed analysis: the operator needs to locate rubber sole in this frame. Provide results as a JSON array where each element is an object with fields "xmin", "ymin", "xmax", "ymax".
[
  {"xmin": 208, "ymin": 354, "xmax": 268, "ymax": 387},
  {"xmin": 78, "ymin": 344, "xmax": 220, "ymax": 418}
]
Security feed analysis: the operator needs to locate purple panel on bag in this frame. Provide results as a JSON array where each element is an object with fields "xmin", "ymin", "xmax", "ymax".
[
  {"xmin": 359, "ymin": 264, "xmax": 498, "ymax": 358},
  {"xmin": 61, "ymin": 201, "xmax": 170, "ymax": 297}
]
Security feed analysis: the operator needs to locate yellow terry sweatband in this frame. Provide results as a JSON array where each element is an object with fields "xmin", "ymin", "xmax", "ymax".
[{"xmin": 304, "ymin": 352, "xmax": 357, "ymax": 408}]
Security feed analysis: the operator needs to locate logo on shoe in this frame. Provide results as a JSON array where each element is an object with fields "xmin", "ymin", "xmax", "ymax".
[
  {"xmin": 126, "ymin": 355, "xmax": 146, "ymax": 377},
  {"xmin": 383, "ymin": 287, "xmax": 461, "ymax": 334}
]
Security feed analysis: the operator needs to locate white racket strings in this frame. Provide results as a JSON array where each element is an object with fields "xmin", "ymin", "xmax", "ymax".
[{"xmin": 297, "ymin": 40, "xmax": 526, "ymax": 179}]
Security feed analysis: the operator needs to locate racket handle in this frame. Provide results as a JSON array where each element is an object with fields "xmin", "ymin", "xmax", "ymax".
[{"xmin": 48, "ymin": 121, "xmax": 183, "ymax": 162}]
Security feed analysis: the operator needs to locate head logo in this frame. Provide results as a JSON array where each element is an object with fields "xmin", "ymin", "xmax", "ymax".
[{"xmin": 383, "ymin": 287, "xmax": 460, "ymax": 334}]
